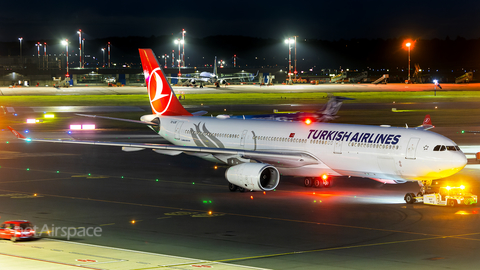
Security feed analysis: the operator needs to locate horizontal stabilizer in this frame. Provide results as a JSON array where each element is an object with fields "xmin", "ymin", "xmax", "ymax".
[{"xmin": 192, "ymin": 110, "xmax": 208, "ymax": 116}]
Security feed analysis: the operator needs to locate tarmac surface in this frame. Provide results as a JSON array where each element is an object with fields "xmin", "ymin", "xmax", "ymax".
[
  {"xmin": 1, "ymin": 83, "xmax": 480, "ymax": 269},
  {"xmin": 1, "ymin": 82, "xmax": 480, "ymax": 95}
]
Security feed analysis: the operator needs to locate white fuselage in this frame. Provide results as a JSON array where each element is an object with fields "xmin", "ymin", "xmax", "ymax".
[{"xmin": 143, "ymin": 115, "xmax": 467, "ymax": 183}]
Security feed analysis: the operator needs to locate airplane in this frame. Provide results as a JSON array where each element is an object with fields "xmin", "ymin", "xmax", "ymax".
[
  {"xmin": 220, "ymin": 94, "xmax": 354, "ymax": 122},
  {"xmin": 171, "ymin": 56, "xmax": 258, "ymax": 88},
  {"xmin": 9, "ymin": 48, "xmax": 467, "ymax": 195}
]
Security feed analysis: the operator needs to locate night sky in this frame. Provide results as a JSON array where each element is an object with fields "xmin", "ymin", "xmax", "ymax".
[{"xmin": 2, "ymin": 0, "xmax": 480, "ymax": 42}]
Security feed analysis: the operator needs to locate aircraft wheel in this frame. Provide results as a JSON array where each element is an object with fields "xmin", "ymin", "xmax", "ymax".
[
  {"xmin": 304, "ymin": 177, "xmax": 313, "ymax": 187},
  {"xmin": 322, "ymin": 177, "xmax": 331, "ymax": 188},
  {"xmin": 313, "ymin": 178, "xmax": 323, "ymax": 188},
  {"xmin": 448, "ymin": 199, "xmax": 457, "ymax": 207},
  {"xmin": 404, "ymin": 193, "xmax": 416, "ymax": 204},
  {"xmin": 228, "ymin": 183, "xmax": 238, "ymax": 192}
]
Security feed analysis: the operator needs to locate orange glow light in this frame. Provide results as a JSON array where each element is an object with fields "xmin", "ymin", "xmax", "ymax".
[
  {"xmin": 321, "ymin": 174, "xmax": 328, "ymax": 180},
  {"xmin": 403, "ymin": 39, "xmax": 415, "ymax": 50},
  {"xmin": 304, "ymin": 118, "xmax": 312, "ymax": 125}
]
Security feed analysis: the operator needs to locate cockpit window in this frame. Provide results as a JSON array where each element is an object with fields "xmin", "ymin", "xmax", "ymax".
[
  {"xmin": 433, "ymin": 145, "xmax": 458, "ymax": 151},
  {"xmin": 433, "ymin": 145, "xmax": 447, "ymax": 151}
]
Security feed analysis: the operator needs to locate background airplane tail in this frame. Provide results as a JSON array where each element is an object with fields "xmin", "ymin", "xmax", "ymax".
[{"xmin": 139, "ymin": 49, "xmax": 192, "ymax": 116}]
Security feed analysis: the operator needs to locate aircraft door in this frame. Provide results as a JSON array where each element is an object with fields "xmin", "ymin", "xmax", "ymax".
[
  {"xmin": 334, "ymin": 141, "xmax": 342, "ymax": 154},
  {"xmin": 174, "ymin": 121, "xmax": 184, "ymax": 140},
  {"xmin": 406, "ymin": 137, "xmax": 420, "ymax": 159},
  {"xmin": 240, "ymin": 130, "xmax": 248, "ymax": 147}
]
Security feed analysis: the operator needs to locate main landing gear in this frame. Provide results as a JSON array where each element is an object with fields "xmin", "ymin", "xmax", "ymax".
[{"xmin": 304, "ymin": 176, "xmax": 332, "ymax": 188}]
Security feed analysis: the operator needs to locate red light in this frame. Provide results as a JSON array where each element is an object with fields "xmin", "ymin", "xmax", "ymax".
[
  {"xmin": 321, "ymin": 174, "xmax": 328, "ymax": 180},
  {"xmin": 304, "ymin": 118, "xmax": 312, "ymax": 125}
]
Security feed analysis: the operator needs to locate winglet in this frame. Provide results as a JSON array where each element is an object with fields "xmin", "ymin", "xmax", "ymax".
[{"xmin": 8, "ymin": 126, "xmax": 27, "ymax": 139}]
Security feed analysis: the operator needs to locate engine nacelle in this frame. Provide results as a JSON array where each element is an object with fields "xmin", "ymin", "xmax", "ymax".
[
  {"xmin": 189, "ymin": 79, "xmax": 196, "ymax": 84},
  {"xmin": 225, "ymin": 163, "xmax": 280, "ymax": 191}
]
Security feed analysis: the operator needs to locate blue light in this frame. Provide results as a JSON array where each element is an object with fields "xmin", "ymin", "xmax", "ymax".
[{"xmin": 25, "ymin": 130, "xmax": 29, "ymax": 133}]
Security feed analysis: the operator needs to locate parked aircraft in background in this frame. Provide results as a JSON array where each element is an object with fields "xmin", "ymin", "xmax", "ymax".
[
  {"xmin": 219, "ymin": 95, "xmax": 354, "ymax": 123},
  {"xmin": 171, "ymin": 56, "xmax": 257, "ymax": 88},
  {"xmin": 9, "ymin": 49, "xmax": 467, "ymax": 195}
]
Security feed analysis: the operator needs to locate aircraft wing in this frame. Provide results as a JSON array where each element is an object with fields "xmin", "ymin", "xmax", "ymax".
[
  {"xmin": 169, "ymin": 77, "xmax": 210, "ymax": 83},
  {"xmin": 8, "ymin": 127, "xmax": 320, "ymax": 168},
  {"xmin": 76, "ymin": 114, "xmax": 159, "ymax": 125}
]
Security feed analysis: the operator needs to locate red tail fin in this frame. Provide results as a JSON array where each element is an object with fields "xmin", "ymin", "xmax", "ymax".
[
  {"xmin": 422, "ymin": 114, "xmax": 434, "ymax": 130},
  {"xmin": 139, "ymin": 49, "xmax": 192, "ymax": 116}
]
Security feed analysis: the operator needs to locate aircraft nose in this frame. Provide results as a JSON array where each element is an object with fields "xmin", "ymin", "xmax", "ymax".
[{"xmin": 450, "ymin": 152, "xmax": 467, "ymax": 170}]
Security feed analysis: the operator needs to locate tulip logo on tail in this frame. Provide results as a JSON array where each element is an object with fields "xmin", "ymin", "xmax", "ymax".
[
  {"xmin": 147, "ymin": 67, "xmax": 172, "ymax": 115},
  {"xmin": 139, "ymin": 48, "xmax": 192, "ymax": 116}
]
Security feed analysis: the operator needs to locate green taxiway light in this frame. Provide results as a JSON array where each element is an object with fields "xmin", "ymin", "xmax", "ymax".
[
  {"xmin": 27, "ymin": 168, "xmax": 30, "ymax": 171},
  {"xmin": 192, "ymin": 182, "xmax": 195, "ymax": 185},
  {"xmin": 156, "ymin": 179, "xmax": 159, "ymax": 182},
  {"xmin": 56, "ymin": 171, "xmax": 59, "ymax": 173},
  {"xmin": 462, "ymin": 130, "xmax": 465, "ymax": 134}
]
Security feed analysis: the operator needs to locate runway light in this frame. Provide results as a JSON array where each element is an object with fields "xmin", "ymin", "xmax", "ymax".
[
  {"xmin": 208, "ymin": 211, "xmax": 212, "ymax": 215},
  {"xmin": 156, "ymin": 179, "xmax": 159, "ymax": 182},
  {"xmin": 192, "ymin": 182, "xmax": 195, "ymax": 185},
  {"xmin": 263, "ymin": 191, "xmax": 266, "ymax": 195},
  {"xmin": 250, "ymin": 196, "xmax": 253, "ymax": 199},
  {"xmin": 131, "ymin": 220, "xmax": 136, "ymax": 224},
  {"xmin": 70, "ymin": 125, "xmax": 82, "ymax": 130},
  {"xmin": 26, "ymin": 119, "xmax": 37, "ymax": 124},
  {"xmin": 56, "ymin": 171, "xmax": 59, "ymax": 173},
  {"xmin": 34, "ymin": 194, "xmax": 37, "ymax": 197},
  {"xmin": 26, "ymin": 168, "xmax": 30, "ymax": 171},
  {"xmin": 214, "ymin": 166, "xmax": 218, "ymax": 169},
  {"xmin": 460, "ymin": 185, "xmax": 465, "ymax": 189},
  {"xmin": 44, "ymin": 114, "xmax": 55, "ymax": 118}
]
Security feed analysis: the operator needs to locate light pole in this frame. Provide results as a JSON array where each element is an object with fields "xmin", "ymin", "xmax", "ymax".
[
  {"xmin": 77, "ymin": 30, "xmax": 82, "ymax": 68},
  {"xmin": 171, "ymin": 50, "xmax": 175, "ymax": 68},
  {"xmin": 177, "ymin": 59, "xmax": 181, "ymax": 76},
  {"xmin": 43, "ymin": 42, "xmax": 47, "ymax": 70},
  {"xmin": 107, "ymin": 42, "xmax": 111, "ymax": 68},
  {"xmin": 18, "ymin": 37, "xmax": 23, "ymax": 66},
  {"xmin": 61, "ymin": 39, "xmax": 69, "ymax": 77},
  {"xmin": 293, "ymin": 36, "xmax": 298, "ymax": 77},
  {"xmin": 101, "ymin": 48, "xmax": 105, "ymax": 67},
  {"xmin": 35, "ymin": 42, "xmax": 42, "ymax": 69},
  {"xmin": 284, "ymin": 38, "xmax": 294, "ymax": 84},
  {"xmin": 182, "ymin": 29, "xmax": 185, "ymax": 67},
  {"xmin": 162, "ymin": 54, "xmax": 169, "ymax": 69},
  {"xmin": 406, "ymin": 42, "xmax": 411, "ymax": 83},
  {"xmin": 174, "ymin": 39, "xmax": 184, "ymax": 68}
]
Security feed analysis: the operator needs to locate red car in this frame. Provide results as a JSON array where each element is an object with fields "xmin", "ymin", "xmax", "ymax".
[{"xmin": 0, "ymin": 220, "xmax": 36, "ymax": 242}]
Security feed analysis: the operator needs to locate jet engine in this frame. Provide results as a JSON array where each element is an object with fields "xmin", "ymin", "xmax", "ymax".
[
  {"xmin": 225, "ymin": 163, "xmax": 280, "ymax": 191},
  {"xmin": 189, "ymin": 79, "xmax": 196, "ymax": 85}
]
